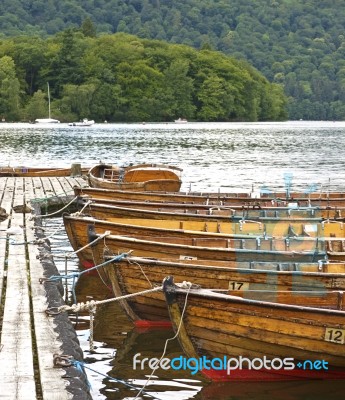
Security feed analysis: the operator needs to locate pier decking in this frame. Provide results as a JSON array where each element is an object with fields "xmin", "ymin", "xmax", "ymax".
[{"xmin": 0, "ymin": 176, "xmax": 87, "ymax": 399}]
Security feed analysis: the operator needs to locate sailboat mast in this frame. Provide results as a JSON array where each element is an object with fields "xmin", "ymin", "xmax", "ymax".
[
  {"xmin": 47, "ymin": 82, "xmax": 51, "ymax": 119},
  {"xmin": 34, "ymin": 81, "xmax": 59, "ymax": 123}
]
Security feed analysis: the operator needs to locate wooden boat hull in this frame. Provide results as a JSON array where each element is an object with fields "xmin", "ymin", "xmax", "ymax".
[
  {"xmin": 79, "ymin": 202, "xmax": 330, "ymax": 223},
  {"xmin": 0, "ymin": 166, "xmax": 89, "ymax": 177},
  {"xmin": 88, "ymin": 231, "xmax": 326, "ymax": 268},
  {"xmin": 88, "ymin": 163, "xmax": 182, "ymax": 192},
  {"xmin": 78, "ymin": 203, "xmax": 345, "ymax": 242},
  {"xmin": 89, "ymin": 176, "xmax": 182, "ymax": 191},
  {"xmin": 72, "ymin": 212, "xmax": 345, "ymax": 238},
  {"xmin": 73, "ymin": 186, "xmax": 345, "ymax": 207},
  {"xmin": 63, "ymin": 215, "xmax": 327, "ymax": 269},
  {"xmin": 77, "ymin": 196, "xmax": 345, "ymax": 220},
  {"xmin": 74, "ymin": 186, "xmax": 263, "ymax": 204},
  {"xmin": 103, "ymin": 256, "xmax": 345, "ymax": 328},
  {"xmin": 163, "ymin": 277, "xmax": 345, "ymax": 380}
]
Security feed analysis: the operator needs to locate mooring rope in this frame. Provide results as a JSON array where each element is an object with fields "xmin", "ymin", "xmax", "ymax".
[
  {"xmin": 61, "ymin": 285, "xmax": 163, "ymax": 353},
  {"xmin": 53, "ymin": 230, "xmax": 111, "ymax": 259},
  {"xmin": 43, "ymin": 252, "xmax": 129, "ymax": 304},
  {"xmin": 127, "ymin": 258, "xmax": 154, "ymax": 288},
  {"xmin": 52, "ymin": 280, "xmax": 193, "ymax": 399},
  {"xmin": 30, "ymin": 188, "xmax": 76, "ymax": 204},
  {"xmin": 31, "ymin": 195, "xmax": 79, "ymax": 218},
  {"xmin": 69, "ymin": 199, "xmax": 92, "ymax": 216},
  {"xmin": 134, "ymin": 281, "xmax": 193, "ymax": 399},
  {"xmin": 58, "ymin": 285, "xmax": 163, "ymax": 313},
  {"xmin": 49, "ymin": 273, "xmax": 192, "ymax": 354}
]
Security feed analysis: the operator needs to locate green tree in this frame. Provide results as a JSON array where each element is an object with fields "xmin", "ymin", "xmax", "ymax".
[
  {"xmin": 24, "ymin": 89, "xmax": 47, "ymax": 121},
  {"xmin": 81, "ymin": 17, "xmax": 97, "ymax": 37},
  {"xmin": 163, "ymin": 60, "xmax": 195, "ymax": 120},
  {"xmin": 47, "ymin": 29, "xmax": 86, "ymax": 96},
  {"xmin": 59, "ymin": 82, "xmax": 97, "ymax": 119},
  {"xmin": 0, "ymin": 55, "xmax": 21, "ymax": 120},
  {"xmin": 197, "ymin": 75, "xmax": 234, "ymax": 121},
  {"xmin": 0, "ymin": 31, "xmax": 288, "ymax": 122}
]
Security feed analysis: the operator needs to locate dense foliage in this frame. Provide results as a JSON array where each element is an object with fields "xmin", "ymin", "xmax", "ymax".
[
  {"xmin": 0, "ymin": 0, "xmax": 343, "ymax": 120},
  {"xmin": 0, "ymin": 31, "xmax": 286, "ymax": 122}
]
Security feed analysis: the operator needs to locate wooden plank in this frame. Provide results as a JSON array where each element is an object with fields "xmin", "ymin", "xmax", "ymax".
[
  {"xmin": 0, "ymin": 177, "xmax": 11, "ymax": 301},
  {"xmin": 54, "ymin": 177, "xmax": 73, "ymax": 195},
  {"xmin": 0, "ymin": 177, "xmax": 75, "ymax": 399},
  {"xmin": 30, "ymin": 177, "xmax": 51, "ymax": 217},
  {"xmin": 0, "ymin": 177, "xmax": 36, "ymax": 397},
  {"xmin": 24, "ymin": 177, "xmax": 70, "ymax": 399},
  {"xmin": 56, "ymin": 176, "xmax": 85, "ymax": 196},
  {"xmin": 26, "ymin": 224, "xmax": 70, "ymax": 398},
  {"xmin": 28, "ymin": 177, "xmax": 43, "ymax": 212},
  {"xmin": 39, "ymin": 177, "xmax": 55, "ymax": 199},
  {"xmin": 45, "ymin": 177, "xmax": 66, "ymax": 197}
]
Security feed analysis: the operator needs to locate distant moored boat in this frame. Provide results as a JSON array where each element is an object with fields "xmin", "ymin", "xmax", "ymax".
[
  {"xmin": 69, "ymin": 118, "xmax": 95, "ymax": 126},
  {"xmin": 34, "ymin": 82, "xmax": 60, "ymax": 124}
]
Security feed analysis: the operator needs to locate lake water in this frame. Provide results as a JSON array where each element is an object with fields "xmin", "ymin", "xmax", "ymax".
[
  {"xmin": 2, "ymin": 120, "xmax": 345, "ymax": 193},
  {"xmin": 1, "ymin": 121, "xmax": 345, "ymax": 399}
]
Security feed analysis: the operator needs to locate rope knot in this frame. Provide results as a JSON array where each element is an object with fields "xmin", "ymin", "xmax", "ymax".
[
  {"xmin": 177, "ymin": 281, "xmax": 193, "ymax": 289},
  {"xmin": 58, "ymin": 299, "xmax": 98, "ymax": 313},
  {"xmin": 75, "ymin": 299, "xmax": 97, "ymax": 313}
]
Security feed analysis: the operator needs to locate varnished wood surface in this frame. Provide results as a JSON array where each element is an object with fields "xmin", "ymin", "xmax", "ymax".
[
  {"xmin": 88, "ymin": 163, "xmax": 182, "ymax": 192},
  {"xmin": 74, "ymin": 185, "xmax": 345, "ymax": 206},
  {"xmin": 63, "ymin": 214, "xmax": 331, "ymax": 267},
  {"xmin": 164, "ymin": 282, "xmax": 345, "ymax": 376},
  {"xmin": 103, "ymin": 256, "xmax": 345, "ymax": 324}
]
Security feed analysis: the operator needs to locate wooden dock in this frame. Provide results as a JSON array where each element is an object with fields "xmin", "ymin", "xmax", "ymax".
[{"xmin": 0, "ymin": 176, "xmax": 87, "ymax": 399}]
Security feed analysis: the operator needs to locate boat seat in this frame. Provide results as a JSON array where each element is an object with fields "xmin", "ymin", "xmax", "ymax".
[{"xmin": 103, "ymin": 168, "xmax": 120, "ymax": 181}]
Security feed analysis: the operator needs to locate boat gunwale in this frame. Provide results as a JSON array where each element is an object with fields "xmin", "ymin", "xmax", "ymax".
[{"xmin": 165, "ymin": 279, "xmax": 345, "ymax": 316}]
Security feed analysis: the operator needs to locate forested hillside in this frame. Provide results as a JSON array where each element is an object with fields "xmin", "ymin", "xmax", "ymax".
[
  {"xmin": 0, "ymin": 0, "xmax": 342, "ymax": 120},
  {"xmin": 0, "ymin": 31, "xmax": 286, "ymax": 122}
]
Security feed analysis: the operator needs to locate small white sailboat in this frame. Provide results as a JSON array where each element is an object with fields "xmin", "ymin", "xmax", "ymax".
[{"xmin": 35, "ymin": 83, "xmax": 60, "ymax": 124}]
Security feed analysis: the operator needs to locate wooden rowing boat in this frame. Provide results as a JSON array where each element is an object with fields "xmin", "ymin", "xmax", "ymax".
[
  {"xmin": 76, "ymin": 203, "xmax": 345, "ymax": 250},
  {"xmin": 74, "ymin": 186, "xmax": 345, "ymax": 207},
  {"xmin": 70, "ymin": 210, "xmax": 345, "ymax": 238},
  {"xmin": 0, "ymin": 165, "xmax": 89, "ymax": 177},
  {"xmin": 77, "ymin": 196, "xmax": 345, "ymax": 220},
  {"xmin": 77, "ymin": 202, "xmax": 333, "ymax": 224},
  {"xmin": 86, "ymin": 230, "xmax": 326, "ymax": 271},
  {"xmin": 102, "ymin": 255, "xmax": 345, "ymax": 328},
  {"xmin": 87, "ymin": 163, "xmax": 182, "ymax": 192},
  {"xmin": 163, "ymin": 276, "xmax": 345, "ymax": 380},
  {"xmin": 63, "ymin": 214, "xmax": 330, "ymax": 268}
]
